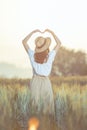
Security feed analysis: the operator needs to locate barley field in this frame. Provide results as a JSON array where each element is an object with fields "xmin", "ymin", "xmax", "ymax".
[{"xmin": 0, "ymin": 76, "xmax": 87, "ymax": 130}]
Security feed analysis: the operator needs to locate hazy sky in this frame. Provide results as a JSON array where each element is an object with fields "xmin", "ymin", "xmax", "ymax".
[{"xmin": 0, "ymin": 0, "xmax": 87, "ymax": 68}]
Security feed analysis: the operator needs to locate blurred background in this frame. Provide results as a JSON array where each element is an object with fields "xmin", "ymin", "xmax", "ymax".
[
  {"xmin": 0, "ymin": 0, "xmax": 87, "ymax": 78},
  {"xmin": 0, "ymin": 1, "xmax": 87, "ymax": 130}
]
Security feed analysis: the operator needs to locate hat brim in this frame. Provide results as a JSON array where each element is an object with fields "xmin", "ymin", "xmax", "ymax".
[
  {"xmin": 35, "ymin": 37, "xmax": 51, "ymax": 53},
  {"xmin": 35, "ymin": 41, "xmax": 50, "ymax": 53}
]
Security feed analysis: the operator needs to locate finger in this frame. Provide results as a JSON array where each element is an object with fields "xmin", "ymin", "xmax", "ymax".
[
  {"xmin": 40, "ymin": 31, "xmax": 44, "ymax": 33},
  {"xmin": 45, "ymin": 29, "xmax": 49, "ymax": 32}
]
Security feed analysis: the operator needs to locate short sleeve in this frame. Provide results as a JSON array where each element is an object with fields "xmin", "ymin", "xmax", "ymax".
[
  {"xmin": 48, "ymin": 50, "xmax": 56, "ymax": 63},
  {"xmin": 27, "ymin": 48, "xmax": 34, "ymax": 57}
]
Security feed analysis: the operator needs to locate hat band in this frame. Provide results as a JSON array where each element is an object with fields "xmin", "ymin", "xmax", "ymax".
[{"xmin": 37, "ymin": 39, "xmax": 46, "ymax": 49}]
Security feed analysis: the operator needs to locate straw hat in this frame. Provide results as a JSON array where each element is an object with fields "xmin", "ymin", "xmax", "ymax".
[{"xmin": 35, "ymin": 36, "xmax": 51, "ymax": 53}]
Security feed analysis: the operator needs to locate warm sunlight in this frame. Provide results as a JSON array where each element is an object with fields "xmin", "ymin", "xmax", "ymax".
[{"xmin": 28, "ymin": 117, "xmax": 39, "ymax": 130}]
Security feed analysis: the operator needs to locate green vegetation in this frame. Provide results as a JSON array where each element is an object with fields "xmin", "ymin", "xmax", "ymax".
[{"xmin": 0, "ymin": 76, "xmax": 87, "ymax": 130}]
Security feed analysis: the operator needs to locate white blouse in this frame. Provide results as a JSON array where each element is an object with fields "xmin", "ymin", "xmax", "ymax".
[{"xmin": 27, "ymin": 48, "xmax": 56, "ymax": 76}]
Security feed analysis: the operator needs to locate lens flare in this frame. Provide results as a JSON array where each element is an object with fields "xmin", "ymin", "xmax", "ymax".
[{"xmin": 28, "ymin": 117, "xmax": 39, "ymax": 130}]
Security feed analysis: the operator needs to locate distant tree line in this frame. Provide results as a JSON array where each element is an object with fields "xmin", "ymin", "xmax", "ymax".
[{"xmin": 52, "ymin": 46, "xmax": 87, "ymax": 76}]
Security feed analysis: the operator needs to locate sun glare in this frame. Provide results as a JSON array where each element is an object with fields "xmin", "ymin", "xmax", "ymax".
[{"xmin": 28, "ymin": 117, "xmax": 39, "ymax": 130}]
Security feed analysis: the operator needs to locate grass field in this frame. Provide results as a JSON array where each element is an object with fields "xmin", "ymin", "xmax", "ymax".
[{"xmin": 0, "ymin": 76, "xmax": 87, "ymax": 130}]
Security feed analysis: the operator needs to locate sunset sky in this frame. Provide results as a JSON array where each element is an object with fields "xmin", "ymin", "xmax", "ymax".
[{"xmin": 0, "ymin": 0, "xmax": 87, "ymax": 69}]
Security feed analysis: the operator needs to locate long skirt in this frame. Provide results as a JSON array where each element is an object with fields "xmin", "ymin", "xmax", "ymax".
[
  {"xmin": 29, "ymin": 75, "xmax": 55, "ymax": 117},
  {"xmin": 29, "ymin": 75, "xmax": 58, "ymax": 130}
]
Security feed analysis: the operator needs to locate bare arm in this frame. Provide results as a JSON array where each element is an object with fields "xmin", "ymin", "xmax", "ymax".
[
  {"xmin": 22, "ymin": 29, "xmax": 41, "ymax": 53},
  {"xmin": 45, "ymin": 29, "xmax": 62, "ymax": 53}
]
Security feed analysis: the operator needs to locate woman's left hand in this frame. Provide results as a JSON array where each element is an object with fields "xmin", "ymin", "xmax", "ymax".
[{"xmin": 32, "ymin": 29, "xmax": 41, "ymax": 33}]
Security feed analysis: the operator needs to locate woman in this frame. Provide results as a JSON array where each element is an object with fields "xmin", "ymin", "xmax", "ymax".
[{"xmin": 22, "ymin": 29, "xmax": 61, "ymax": 129}]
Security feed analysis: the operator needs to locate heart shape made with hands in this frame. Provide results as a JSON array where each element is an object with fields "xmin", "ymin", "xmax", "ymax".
[
  {"xmin": 39, "ymin": 30, "xmax": 46, "ymax": 34},
  {"xmin": 37, "ymin": 29, "xmax": 51, "ymax": 37}
]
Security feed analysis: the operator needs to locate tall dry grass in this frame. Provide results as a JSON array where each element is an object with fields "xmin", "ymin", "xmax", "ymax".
[{"xmin": 0, "ymin": 76, "xmax": 87, "ymax": 130}]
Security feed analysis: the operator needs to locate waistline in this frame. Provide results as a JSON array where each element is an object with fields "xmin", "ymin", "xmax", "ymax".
[{"xmin": 33, "ymin": 74, "xmax": 48, "ymax": 78}]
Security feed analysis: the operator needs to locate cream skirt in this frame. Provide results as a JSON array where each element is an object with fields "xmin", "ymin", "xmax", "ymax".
[{"xmin": 29, "ymin": 75, "xmax": 55, "ymax": 117}]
